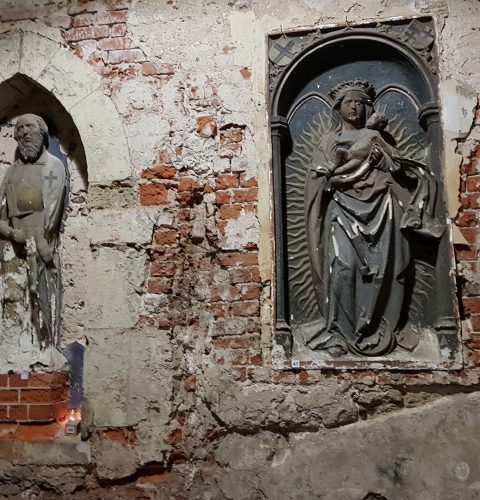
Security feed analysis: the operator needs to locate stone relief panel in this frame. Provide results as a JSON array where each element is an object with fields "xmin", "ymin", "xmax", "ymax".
[{"xmin": 269, "ymin": 18, "xmax": 462, "ymax": 369}]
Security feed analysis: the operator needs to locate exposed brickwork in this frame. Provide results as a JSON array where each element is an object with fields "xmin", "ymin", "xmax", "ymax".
[
  {"xmin": 0, "ymin": 0, "xmax": 479, "ymax": 497},
  {"xmin": 0, "ymin": 373, "xmax": 69, "ymax": 423}
]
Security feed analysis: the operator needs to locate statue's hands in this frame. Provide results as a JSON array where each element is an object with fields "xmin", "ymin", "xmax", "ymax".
[
  {"xmin": 11, "ymin": 229, "xmax": 27, "ymax": 244},
  {"xmin": 370, "ymin": 143, "xmax": 383, "ymax": 165},
  {"xmin": 316, "ymin": 165, "xmax": 333, "ymax": 179}
]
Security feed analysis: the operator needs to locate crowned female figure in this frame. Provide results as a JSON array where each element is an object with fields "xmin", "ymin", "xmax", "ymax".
[{"xmin": 303, "ymin": 80, "xmax": 442, "ymax": 356}]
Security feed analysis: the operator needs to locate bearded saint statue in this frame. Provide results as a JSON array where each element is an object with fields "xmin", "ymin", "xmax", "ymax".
[{"xmin": 0, "ymin": 114, "xmax": 67, "ymax": 346}]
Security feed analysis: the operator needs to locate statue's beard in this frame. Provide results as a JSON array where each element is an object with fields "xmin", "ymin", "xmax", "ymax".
[{"xmin": 18, "ymin": 139, "xmax": 44, "ymax": 163}]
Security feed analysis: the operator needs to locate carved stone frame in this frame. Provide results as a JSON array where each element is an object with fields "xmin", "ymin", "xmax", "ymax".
[{"xmin": 269, "ymin": 18, "xmax": 462, "ymax": 370}]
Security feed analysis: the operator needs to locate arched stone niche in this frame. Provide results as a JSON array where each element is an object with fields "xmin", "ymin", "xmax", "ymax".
[
  {"xmin": 0, "ymin": 30, "xmax": 132, "ymax": 373},
  {"xmin": 269, "ymin": 18, "xmax": 461, "ymax": 370},
  {"xmin": 0, "ymin": 29, "xmax": 130, "ymax": 185}
]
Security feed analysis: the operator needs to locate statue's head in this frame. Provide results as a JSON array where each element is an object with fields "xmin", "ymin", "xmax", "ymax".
[
  {"xmin": 329, "ymin": 80, "xmax": 376, "ymax": 131},
  {"xmin": 14, "ymin": 114, "xmax": 49, "ymax": 163}
]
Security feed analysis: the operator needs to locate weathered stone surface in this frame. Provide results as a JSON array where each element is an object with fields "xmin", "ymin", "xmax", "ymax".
[
  {"xmin": 0, "ymin": 440, "xmax": 90, "ymax": 466},
  {"xmin": 93, "ymin": 439, "xmax": 138, "ymax": 480},
  {"xmin": 88, "ymin": 208, "xmax": 172, "ymax": 245},
  {"xmin": 69, "ymin": 90, "xmax": 131, "ymax": 183},
  {"xmin": 0, "ymin": 30, "xmax": 20, "ymax": 81},
  {"xmin": 83, "ymin": 327, "xmax": 174, "ymax": 428},
  {"xmin": 85, "ymin": 247, "xmax": 146, "ymax": 329},
  {"xmin": 88, "ymin": 183, "xmax": 139, "ymax": 209},
  {"xmin": 214, "ymin": 393, "xmax": 480, "ymax": 500},
  {"xmin": 20, "ymin": 31, "xmax": 60, "ymax": 82},
  {"xmin": 204, "ymin": 374, "xmax": 358, "ymax": 431}
]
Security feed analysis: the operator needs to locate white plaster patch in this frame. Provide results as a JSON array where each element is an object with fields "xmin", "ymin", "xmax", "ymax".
[
  {"xmin": 112, "ymin": 78, "xmax": 158, "ymax": 116},
  {"xmin": 125, "ymin": 112, "xmax": 171, "ymax": 171},
  {"xmin": 222, "ymin": 210, "xmax": 259, "ymax": 250}
]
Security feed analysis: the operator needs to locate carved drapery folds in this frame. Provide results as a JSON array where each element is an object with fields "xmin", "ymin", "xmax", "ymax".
[{"xmin": 270, "ymin": 18, "xmax": 462, "ymax": 369}]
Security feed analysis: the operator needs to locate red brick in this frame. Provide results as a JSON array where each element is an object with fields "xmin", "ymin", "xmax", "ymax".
[
  {"xmin": 141, "ymin": 165, "xmax": 176, "ymax": 180},
  {"xmin": 460, "ymin": 193, "xmax": 480, "ymax": 209},
  {"xmin": 0, "ymin": 375, "xmax": 7, "ymax": 387},
  {"xmin": 215, "ymin": 191, "xmax": 231, "ymax": 205},
  {"xmin": 455, "ymin": 211, "xmax": 478, "ymax": 227},
  {"xmin": 20, "ymin": 388, "xmax": 66, "ymax": 404},
  {"xmin": 196, "ymin": 116, "xmax": 217, "ymax": 138},
  {"xmin": 216, "ymin": 174, "xmax": 239, "ymax": 190},
  {"xmin": 0, "ymin": 423, "xmax": 17, "ymax": 438},
  {"xmin": 98, "ymin": 37, "xmax": 136, "ymax": 51},
  {"xmin": 229, "ymin": 267, "xmax": 261, "ymax": 284},
  {"xmin": 73, "ymin": 13, "xmax": 95, "ymax": 27},
  {"xmin": 466, "ymin": 175, "xmax": 480, "ymax": 192},
  {"xmin": 15, "ymin": 422, "xmax": 63, "ymax": 439},
  {"xmin": 8, "ymin": 405, "xmax": 28, "ymax": 421},
  {"xmin": 470, "ymin": 315, "xmax": 480, "ymax": 333},
  {"xmin": 455, "ymin": 246, "xmax": 478, "ymax": 261},
  {"xmin": 459, "ymin": 227, "xmax": 479, "ymax": 246},
  {"xmin": 28, "ymin": 372, "xmax": 69, "ymax": 388},
  {"xmin": 231, "ymin": 300, "xmax": 259, "ymax": 317},
  {"xmin": 64, "ymin": 26, "xmax": 110, "ymax": 42},
  {"xmin": 140, "ymin": 183, "xmax": 168, "ymax": 206},
  {"xmin": 8, "ymin": 373, "xmax": 29, "ymax": 388},
  {"xmin": 233, "ymin": 188, "xmax": 258, "ymax": 203},
  {"xmin": 108, "ymin": 48, "xmax": 146, "ymax": 64},
  {"xmin": 178, "ymin": 177, "xmax": 203, "ymax": 192},
  {"xmin": 240, "ymin": 68, "xmax": 251, "ymax": 79},
  {"xmin": 238, "ymin": 283, "xmax": 261, "ymax": 300},
  {"xmin": 110, "ymin": 23, "xmax": 127, "ymax": 37},
  {"xmin": 154, "ymin": 229, "xmax": 177, "ymax": 246},
  {"xmin": 141, "ymin": 62, "xmax": 175, "ymax": 76},
  {"xmin": 0, "ymin": 390, "xmax": 18, "ymax": 404},
  {"xmin": 147, "ymin": 278, "xmax": 173, "ymax": 294},
  {"xmin": 249, "ymin": 354, "xmax": 262, "ymax": 365},
  {"xmin": 212, "ymin": 335, "xmax": 260, "ymax": 349},
  {"xmin": 27, "ymin": 405, "xmax": 57, "ymax": 422},
  {"xmin": 0, "ymin": 406, "xmax": 7, "ymax": 421},
  {"xmin": 211, "ymin": 303, "xmax": 229, "ymax": 318},
  {"xmin": 240, "ymin": 173, "xmax": 258, "ymax": 188},
  {"xmin": 151, "ymin": 262, "xmax": 176, "ymax": 277},
  {"xmin": 176, "ymin": 191, "xmax": 194, "ymax": 207},
  {"xmin": 219, "ymin": 204, "xmax": 242, "ymax": 219},
  {"xmin": 464, "ymin": 298, "xmax": 480, "ymax": 315},
  {"xmin": 218, "ymin": 252, "xmax": 258, "ymax": 268},
  {"xmin": 109, "ymin": 10, "xmax": 128, "ymax": 23}
]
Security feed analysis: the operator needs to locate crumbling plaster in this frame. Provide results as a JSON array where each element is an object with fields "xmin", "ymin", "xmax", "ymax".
[{"xmin": 0, "ymin": 0, "xmax": 478, "ymax": 496}]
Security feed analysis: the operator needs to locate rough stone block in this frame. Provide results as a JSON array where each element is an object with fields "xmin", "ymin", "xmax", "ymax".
[
  {"xmin": 70, "ymin": 90, "xmax": 131, "ymax": 183},
  {"xmin": 83, "ymin": 327, "xmax": 173, "ymax": 428},
  {"xmin": 88, "ymin": 208, "xmax": 172, "ymax": 245},
  {"xmin": 20, "ymin": 32, "xmax": 60, "ymax": 82},
  {"xmin": 203, "ymin": 373, "xmax": 358, "ymax": 431},
  {"xmin": 85, "ymin": 248, "xmax": 146, "ymax": 330},
  {"xmin": 214, "ymin": 393, "xmax": 480, "ymax": 500}
]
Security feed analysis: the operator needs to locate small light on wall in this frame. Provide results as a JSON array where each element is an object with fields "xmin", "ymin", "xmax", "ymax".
[{"xmin": 64, "ymin": 408, "xmax": 81, "ymax": 436}]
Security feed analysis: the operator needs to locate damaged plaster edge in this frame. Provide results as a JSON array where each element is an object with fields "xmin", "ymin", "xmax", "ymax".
[
  {"xmin": 438, "ymin": 78, "xmax": 478, "ymax": 244},
  {"xmin": 266, "ymin": 12, "xmax": 445, "ymax": 36}
]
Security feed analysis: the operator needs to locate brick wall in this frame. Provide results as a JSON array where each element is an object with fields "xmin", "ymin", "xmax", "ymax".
[
  {"xmin": 0, "ymin": 0, "xmax": 478, "ymax": 496},
  {"xmin": 0, "ymin": 372, "xmax": 69, "ymax": 423}
]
